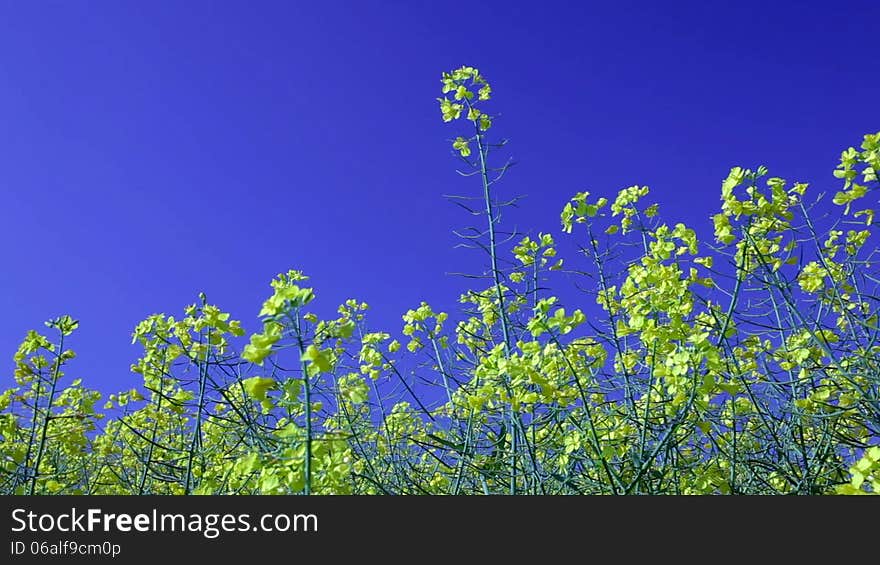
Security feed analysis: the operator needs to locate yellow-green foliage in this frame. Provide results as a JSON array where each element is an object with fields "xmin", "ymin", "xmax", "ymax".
[{"xmin": 1, "ymin": 68, "xmax": 878, "ymax": 495}]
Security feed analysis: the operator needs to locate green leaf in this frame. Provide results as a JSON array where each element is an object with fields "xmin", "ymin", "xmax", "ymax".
[
  {"xmin": 722, "ymin": 167, "xmax": 745, "ymax": 198},
  {"xmin": 452, "ymin": 137, "xmax": 471, "ymax": 157},
  {"xmin": 304, "ymin": 344, "xmax": 332, "ymax": 372},
  {"xmin": 439, "ymin": 98, "xmax": 463, "ymax": 122},
  {"xmin": 242, "ymin": 376, "xmax": 275, "ymax": 401}
]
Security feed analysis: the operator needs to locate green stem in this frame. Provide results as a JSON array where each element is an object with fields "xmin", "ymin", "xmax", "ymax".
[
  {"xmin": 294, "ymin": 313, "xmax": 312, "ymax": 496},
  {"xmin": 472, "ymin": 112, "xmax": 518, "ymax": 495},
  {"xmin": 29, "ymin": 332, "xmax": 64, "ymax": 495}
]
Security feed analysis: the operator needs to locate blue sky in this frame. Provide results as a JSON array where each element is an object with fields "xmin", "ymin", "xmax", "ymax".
[{"xmin": 1, "ymin": 1, "xmax": 878, "ymax": 395}]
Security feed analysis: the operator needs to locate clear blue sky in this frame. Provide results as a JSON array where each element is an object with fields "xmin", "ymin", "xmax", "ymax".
[{"xmin": 1, "ymin": 1, "xmax": 877, "ymax": 395}]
